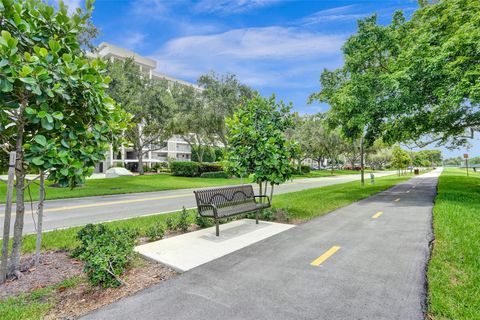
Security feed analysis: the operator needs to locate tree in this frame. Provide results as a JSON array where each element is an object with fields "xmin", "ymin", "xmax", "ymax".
[
  {"xmin": 225, "ymin": 94, "xmax": 297, "ymax": 202},
  {"xmin": 0, "ymin": 0, "xmax": 128, "ymax": 278},
  {"xmin": 367, "ymin": 148, "xmax": 393, "ymax": 170},
  {"xmin": 107, "ymin": 58, "xmax": 173, "ymax": 174},
  {"xmin": 384, "ymin": 0, "xmax": 480, "ymax": 147},
  {"xmin": 322, "ymin": 129, "xmax": 346, "ymax": 175},
  {"xmin": 309, "ymin": 13, "xmax": 405, "ymax": 184},
  {"xmin": 172, "ymin": 83, "xmax": 214, "ymax": 163},
  {"xmin": 198, "ymin": 72, "xmax": 256, "ymax": 147},
  {"xmin": 391, "ymin": 146, "xmax": 411, "ymax": 175},
  {"xmin": 312, "ymin": 1, "xmax": 480, "ymax": 150}
]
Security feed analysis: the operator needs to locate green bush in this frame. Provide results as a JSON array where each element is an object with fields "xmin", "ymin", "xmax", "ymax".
[
  {"xmin": 199, "ymin": 163, "xmax": 223, "ymax": 173},
  {"xmin": 300, "ymin": 165, "xmax": 311, "ymax": 174},
  {"xmin": 177, "ymin": 207, "xmax": 190, "ymax": 232},
  {"xmin": 200, "ymin": 171, "xmax": 229, "ymax": 179},
  {"xmin": 196, "ymin": 214, "xmax": 214, "ymax": 228},
  {"xmin": 170, "ymin": 161, "xmax": 200, "ymax": 177},
  {"xmin": 165, "ymin": 217, "xmax": 177, "ymax": 231},
  {"xmin": 146, "ymin": 223, "xmax": 165, "ymax": 241},
  {"xmin": 72, "ymin": 224, "xmax": 137, "ymax": 288}
]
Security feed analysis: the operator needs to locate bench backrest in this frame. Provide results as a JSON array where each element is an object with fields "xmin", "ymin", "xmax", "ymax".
[{"xmin": 194, "ymin": 185, "xmax": 255, "ymax": 214}]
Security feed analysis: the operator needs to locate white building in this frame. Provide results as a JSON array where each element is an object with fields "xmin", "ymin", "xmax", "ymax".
[{"xmin": 89, "ymin": 43, "xmax": 198, "ymax": 173}]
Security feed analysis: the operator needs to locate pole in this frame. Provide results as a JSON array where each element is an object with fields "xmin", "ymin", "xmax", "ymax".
[
  {"xmin": 1, "ymin": 152, "xmax": 16, "ymax": 283},
  {"xmin": 466, "ymin": 158, "xmax": 469, "ymax": 177},
  {"xmin": 360, "ymin": 137, "xmax": 365, "ymax": 186},
  {"xmin": 34, "ymin": 171, "xmax": 45, "ymax": 266}
]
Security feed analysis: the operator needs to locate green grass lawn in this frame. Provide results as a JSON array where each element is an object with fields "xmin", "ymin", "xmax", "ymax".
[
  {"xmin": 294, "ymin": 169, "xmax": 376, "ymax": 178},
  {"xmin": 427, "ymin": 168, "xmax": 480, "ymax": 320},
  {"xmin": 0, "ymin": 169, "xmax": 381, "ymax": 203},
  {"xmin": 0, "ymin": 277, "xmax": 82, "ymax": 320}
]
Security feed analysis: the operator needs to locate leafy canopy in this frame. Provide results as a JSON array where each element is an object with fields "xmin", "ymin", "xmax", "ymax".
[
  {"xmin": 311, "ymin": 0, "xmax": 480, "ymax": 148},
  {"xmin": 225, "ymin": 94, "xmax": 298, "ymax": 185},
  {"xmin": 0, "ymin": 0, "xmax": 129, "ymax": 187}
]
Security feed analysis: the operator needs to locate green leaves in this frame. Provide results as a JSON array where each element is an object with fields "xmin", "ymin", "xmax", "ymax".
[
  {"xmin": 34, "ymin": 135, "xmax": 47, "ymax": 146},
  {"xmin": 47, "ymin": 39, "xmax": 60, "ymax": 54}
]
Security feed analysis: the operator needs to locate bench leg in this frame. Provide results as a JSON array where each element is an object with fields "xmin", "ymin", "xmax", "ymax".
[
  {"xmin": 215, "ymin": 218, "xmax": 220, "ymax": 236},
  {"xmin": 256, "ymin": 210, "xmax": 259, "ymax": 224}
]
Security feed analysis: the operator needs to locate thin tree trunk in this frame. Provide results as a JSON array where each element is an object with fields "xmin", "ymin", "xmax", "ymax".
[
  {"xmin": 34, "ymin": 171, "xmax": 45, "ymax": 266},
  {"xmin": 360, "ymin": 137, "xmax": 365, "ymax": 186},
  {"xmin": 264, "ymin": 181, "xmax": 268, "ymax": 197},
  {"xmin": 258, "ymin": 182, "xmax": 263, "ymax": 204},
  {"xmin": 270, "ymin": 183, "xmax": 274, "ymax": 204},
  {"xmin": 10, "ymin": 115, "xmax": 26, "ymax": 277},
  {"xmin": 137, "ymin": 148, "xmax": 144, "ymax": 175},
  {"xmin": 1, "ymin": 152, "xmax": 16, "ymax": 284}
]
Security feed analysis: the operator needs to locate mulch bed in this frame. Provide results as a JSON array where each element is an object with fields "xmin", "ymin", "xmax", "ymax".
[
  {"xmin": 0, "ymin": 250, "xmax": 178, "ymax": 319},
  {"xmin": 45, "ymin": 262, "xmax": 177, "ymax": 319},
  {"xmin": 0, "ymin": 250, "xmax": 83, "ymax": 300}
]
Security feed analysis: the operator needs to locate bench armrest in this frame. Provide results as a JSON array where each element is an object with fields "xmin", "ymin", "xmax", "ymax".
[
  {"xmin": 254, "ymin": 195, "xmax": 271, "ymax": 206},
  {"xmin": 197, "ymin": 204, "xmax": 219, "ymax": 218}
]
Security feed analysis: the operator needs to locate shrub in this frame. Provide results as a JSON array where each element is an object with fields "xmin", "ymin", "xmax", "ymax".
[
  {"xmin": 300, "ymin": 165, "xmax": 311, "ymax": 174},
  {"xmin": 165, "ymin": 217, "xmax": 177, "ymax": 231},
  {"xmin": 170, "ymin": 161, "xmax": 200, "ymax": 177},
  {"xmin": 177, "ymin": 207, "xmax": 190, "ymax": 232},
  {"xmin": 73, "ymin": 224, "xmax": 137, "ymax": 288},
  {"xmin": 200, "ymin": 171, "xmax": 229, "ymax": 179},
  {"xmin": 199, "ymin": 162, "xmax": 223, "ymax": 173},
  {"xmin": 196, "ymin": 214, "xmax": 214, "ymax": 228},
  {"xmin": 146, "ymin": 223, "xmax": 165, "ymax": 241}
]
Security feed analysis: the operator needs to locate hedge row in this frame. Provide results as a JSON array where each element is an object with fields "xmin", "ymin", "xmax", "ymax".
[
  {"xmin": 200, "ymin": 171, "xmax": 229, "ymax": 179},
  {"xmin": 170, "ymin": 161, "xmax": 226, "ymax": 177}
]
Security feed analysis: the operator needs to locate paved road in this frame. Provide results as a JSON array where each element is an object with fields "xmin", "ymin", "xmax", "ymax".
[
  {"xmin": 83, "ymin": 169, "xmax": 441, "ymax": 320},
  {"xmin": 0, "ymin": 172, "xmax": 394, "ymax": 236}
]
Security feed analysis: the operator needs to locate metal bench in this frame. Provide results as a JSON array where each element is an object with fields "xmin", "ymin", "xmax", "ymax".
[{"xmin": 193, "ymin": 185, "xmax": 271, "ymax": 236}]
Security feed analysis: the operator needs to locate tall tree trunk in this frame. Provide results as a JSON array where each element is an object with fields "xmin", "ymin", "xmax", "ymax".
[
  {"xmin": 137, "ymin": 148, "xmax": 144, "ymax": 175},
  {"xmin": 10, "ymin": 118, "xmax": 26, "ymax": 277},
  {"xmin": 34, "ymin": 171, "xmax": 45, "ymax": 266},
  {"xmin": 360, "ymin": 137, "xmax": 365, "ymax": 186},
  {"xmin": 1, "ymin": 152, "xmax": 16, "ymax": 284},
  {"xmin": 258, "ymin": 182, "xmax": 263, "ymax": 203},
  {"xmin": 270, "ymin": 183, "xmax": 274, "ymax": 204}
]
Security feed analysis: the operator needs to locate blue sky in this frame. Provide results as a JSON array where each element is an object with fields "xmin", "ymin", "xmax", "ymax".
[{"xmin": 61, "ymin": 0, "xmax": 479, "ymax": 158}]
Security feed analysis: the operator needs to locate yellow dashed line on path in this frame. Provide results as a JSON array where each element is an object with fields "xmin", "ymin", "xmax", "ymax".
[
  {"xmin": 310, "ymin": 246, "xmax": 341, "ymax": 267},
  {"xmin": 394, "ymin": 198, "xmax": 401, "ymax": 202},
  {"xmin": 372, "ymin": 211, "xmax": 383, "ymax": 219},
  {"xmin": 406, "ymin": 190, "xmax": 410, "ymax": 193}
]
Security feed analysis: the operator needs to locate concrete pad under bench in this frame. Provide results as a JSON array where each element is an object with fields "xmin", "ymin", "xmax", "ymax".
[{"xmin": 135, "ymin": 219, "xmax": 294, "ymax": 272}]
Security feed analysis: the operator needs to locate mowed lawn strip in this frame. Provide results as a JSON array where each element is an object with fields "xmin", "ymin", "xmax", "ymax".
[
  {"xmin": 0, "ymin": 173, "xmax": 411, "ymax": 254},
  {"xmin": 427, "ymin": 168, "xmax": 480, "ymax": 320},
  {"xmin": 0, "ymin": 170, "xmax": 383, "ymax": 203}
]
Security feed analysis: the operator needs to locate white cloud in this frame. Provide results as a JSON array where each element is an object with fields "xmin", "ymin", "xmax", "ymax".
[
  {"xmin": 162, "ymin": 27, "xmax": 344, "ymax": 60},
  {"xmin": 131, "ymin": 0, "xmax": 170, "ymax": 16},
  {"xmin": 150, "ymin": 26, "xmax": 345, "ymax": 88},
  {"xmin": 299, "ymin": 5, "xmax": 366, "ymax": 25},
  {"xmin": 194, "ymin": 0, "xmax": 280, "ymax": 14}
]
